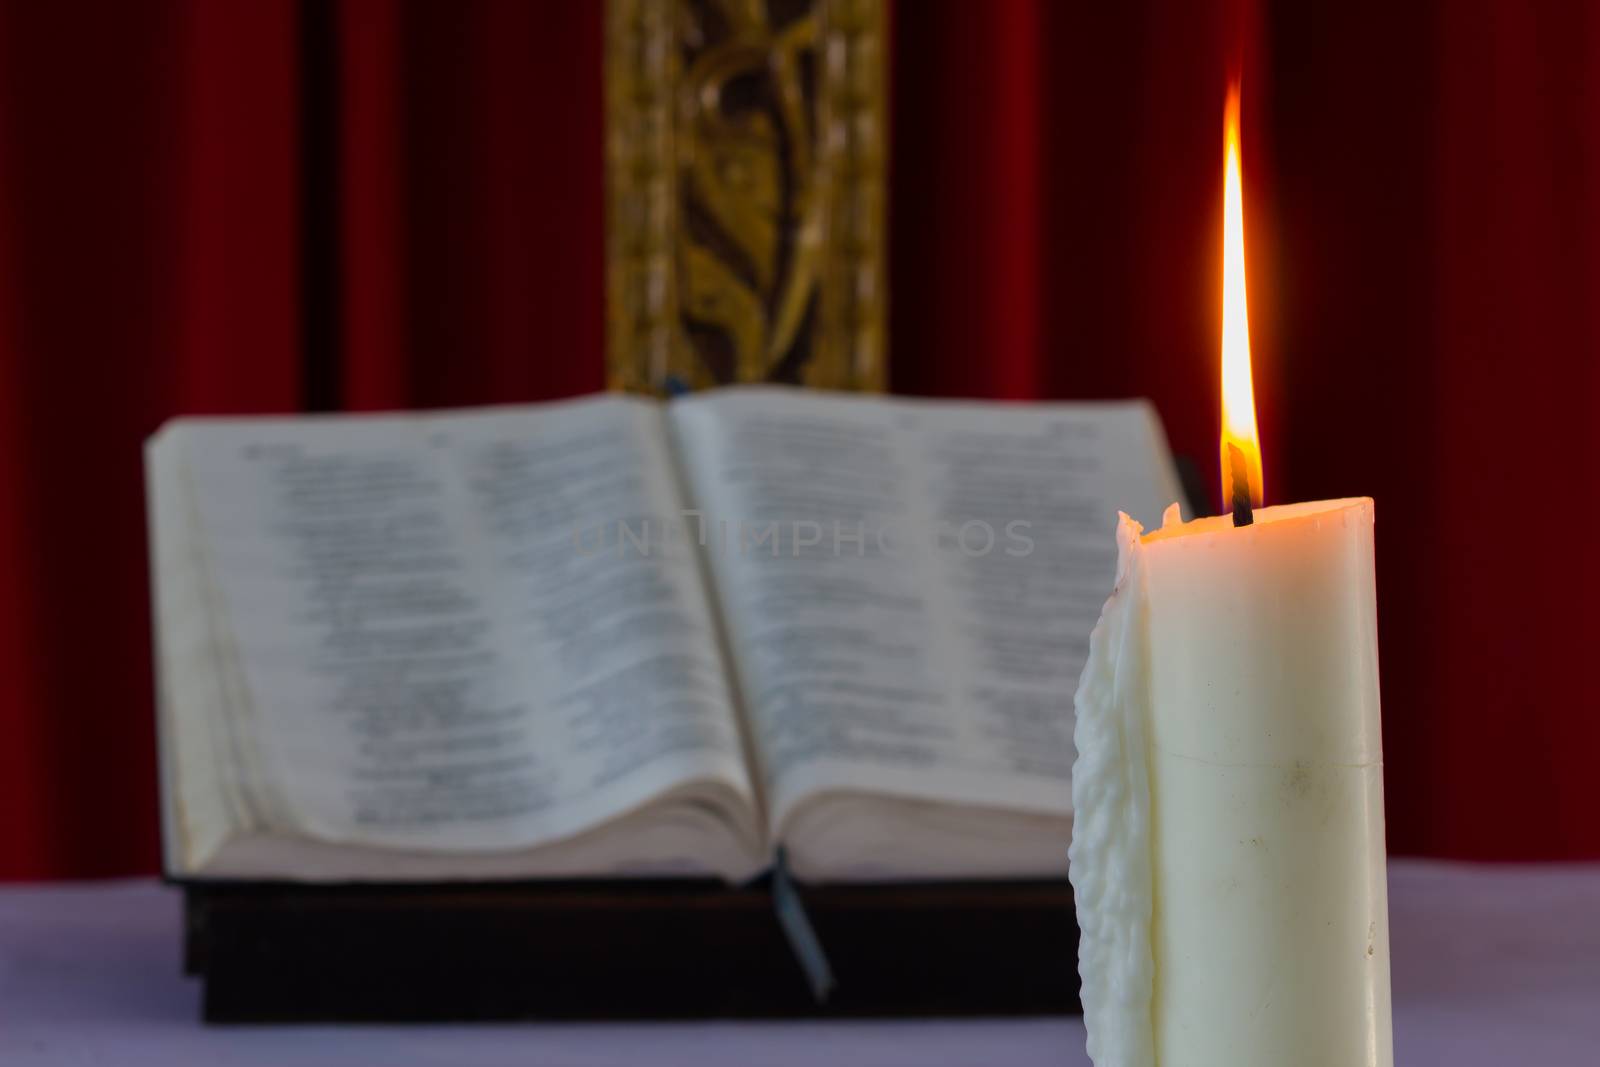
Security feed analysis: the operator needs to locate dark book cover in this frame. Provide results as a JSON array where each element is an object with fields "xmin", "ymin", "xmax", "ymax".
[{"xmin": 183, "ymin": 876, "xmax": 1078, "ymax": 1022}]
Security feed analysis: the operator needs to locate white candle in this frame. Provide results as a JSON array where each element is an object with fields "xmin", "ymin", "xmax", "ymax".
[{"xmin": 1068, "ymin": 498, "xmax": 1393, "ymax": 1066}]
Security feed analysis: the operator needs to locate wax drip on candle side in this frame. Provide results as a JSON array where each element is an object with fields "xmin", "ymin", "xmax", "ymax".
[{"xmin": 1067, "ymin": 512, "xmax": 1158, "ymax": 1067}]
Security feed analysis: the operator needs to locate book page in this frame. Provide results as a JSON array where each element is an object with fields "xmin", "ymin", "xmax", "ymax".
[
  {"xmin": 431, "ymin": 400, "xmax": 757, "ymax": 845},
  {"xmin": 147, "ymin": 428, "xmax": 244, "ymax": 873},
  {"xmin": 668, "ymin": 387, "xmax": 1181, "ymax": 837},
  {"xmin": 173, "ymin": 396, "xmax": 754, "ymax": 860}
]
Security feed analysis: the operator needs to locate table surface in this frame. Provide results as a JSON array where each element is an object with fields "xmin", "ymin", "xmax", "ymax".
[{"xmin": 2, "ymin": 860, "xmax": 1597, "ymax": 1066}]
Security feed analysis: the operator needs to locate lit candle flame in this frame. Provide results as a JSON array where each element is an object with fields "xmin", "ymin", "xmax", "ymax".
[{"xmin": 1220, "ymin": 82, "xmax": 1263, "ymax": 510}]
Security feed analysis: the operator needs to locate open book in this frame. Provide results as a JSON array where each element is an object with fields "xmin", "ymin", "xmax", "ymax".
[{"xmin": 147, "ymin": 387, "xmax": 1180, "ymax": 884}]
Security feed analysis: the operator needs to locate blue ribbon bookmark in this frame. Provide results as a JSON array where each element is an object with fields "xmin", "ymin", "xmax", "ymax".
[{"xmin": 772, "ymin": 848, "xmax": 836, "ymax": 1004}]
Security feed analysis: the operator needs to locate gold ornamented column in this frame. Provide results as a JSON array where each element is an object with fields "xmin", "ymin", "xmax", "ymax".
[{"xmin": 605, "ymin": 0, "xmax": 887, "ymax": 393}]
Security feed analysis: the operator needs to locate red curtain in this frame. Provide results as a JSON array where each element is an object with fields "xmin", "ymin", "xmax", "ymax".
[{"xmin": 0, "ymin": 1, "xmax": 1595, "ymax": 879}]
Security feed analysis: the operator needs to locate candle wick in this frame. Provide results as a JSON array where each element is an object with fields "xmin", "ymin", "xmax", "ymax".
[{"xmin": 1228, "ymin": 443, "xmax": 1254, "ymax": 527}]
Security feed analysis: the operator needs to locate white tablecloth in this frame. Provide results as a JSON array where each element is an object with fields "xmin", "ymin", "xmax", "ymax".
[{"xmin": 2, "ymin": 860, "xmax": 1596, "ymax": 1065}]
